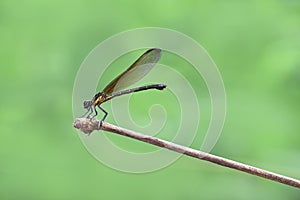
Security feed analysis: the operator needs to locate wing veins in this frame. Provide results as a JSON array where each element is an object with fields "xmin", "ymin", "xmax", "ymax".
[{"xmin": 102, "ymin": 48, "xmax": 162, "ymax": 95}]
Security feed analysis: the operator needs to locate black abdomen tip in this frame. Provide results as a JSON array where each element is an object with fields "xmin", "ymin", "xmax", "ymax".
[{"xmin": 157, "ymin": 84, "xmax": 167, "ymax": 90}]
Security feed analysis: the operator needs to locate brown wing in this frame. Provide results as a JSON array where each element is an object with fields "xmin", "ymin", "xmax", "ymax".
[{"xmin": 102, "ymin": 48, "xmax": 162, "ymax": 95}]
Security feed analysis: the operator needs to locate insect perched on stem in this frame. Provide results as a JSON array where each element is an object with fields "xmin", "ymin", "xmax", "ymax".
[{"xmin": 82, "ymin": 48, "xmax": 167, "ymax": 128}]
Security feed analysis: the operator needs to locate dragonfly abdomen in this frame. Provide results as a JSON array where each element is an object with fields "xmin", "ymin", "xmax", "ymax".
[{"xmin": 110, "ymin": 84, "xmax": 167, "ymax": 99}]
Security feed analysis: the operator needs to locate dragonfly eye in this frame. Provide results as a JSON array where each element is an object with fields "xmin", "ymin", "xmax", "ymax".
[{"xmin": 83, "ymin": 100, "xmax": 91, "ymax": 109}]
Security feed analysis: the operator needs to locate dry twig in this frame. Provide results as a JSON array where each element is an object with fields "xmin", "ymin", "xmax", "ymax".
[{"xmin": 73, "ymin": 118, "xmax": 300, "ymax": 189}]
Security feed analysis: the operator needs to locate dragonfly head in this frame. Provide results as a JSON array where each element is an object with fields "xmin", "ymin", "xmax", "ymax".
[{"xmin": 83, "ymin": 100, "xmax": 92, "ymax": 109}]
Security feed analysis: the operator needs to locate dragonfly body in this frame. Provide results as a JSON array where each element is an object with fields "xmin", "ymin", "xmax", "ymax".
[{"xmin": 82, "ymin": 48, "xmax": 167, "ymax": 128}]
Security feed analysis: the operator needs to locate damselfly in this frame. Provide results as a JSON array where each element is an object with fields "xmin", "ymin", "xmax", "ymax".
[{"xmin": 82, "ymin": 48, "xmax": 167, "ymax": 127}]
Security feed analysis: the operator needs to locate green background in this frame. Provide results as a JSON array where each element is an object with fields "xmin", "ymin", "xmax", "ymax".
[{"xmin": 1, "ymin": 0, "xmax": 300, "ymax": 199}]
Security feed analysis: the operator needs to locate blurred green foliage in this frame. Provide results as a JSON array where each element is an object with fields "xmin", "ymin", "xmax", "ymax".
[{"xmin": 0, "ymin": 0, "xmax": 299, "ymax": 199}]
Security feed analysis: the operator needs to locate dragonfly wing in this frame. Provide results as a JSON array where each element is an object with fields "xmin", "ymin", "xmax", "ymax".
[{"xmin": 102, "ymin": 48, "xmax": 162, "ymax": 95}]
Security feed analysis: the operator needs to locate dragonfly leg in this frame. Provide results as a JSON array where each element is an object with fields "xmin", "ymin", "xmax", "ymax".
[
  {"xmin": 98, "ymin": 105, "xmax": 108, "ymax": 128},
  {"xmin": 81, "ymin": 107, "xmax": 91, "ymax": 118},
  {"xmin": 88, "ymin": 106, "xmax": 94, "ymax": 118},
  {"xmin": 82, "ymin": 105, "xmax": 96, "ymax": 118},
  {"xmin": 89, "ymin": 105, "xmax": 98, "ymax": 119},
  {"xmin": 81, "ymin": 109, "xmax": 90, "ymax": 117}
]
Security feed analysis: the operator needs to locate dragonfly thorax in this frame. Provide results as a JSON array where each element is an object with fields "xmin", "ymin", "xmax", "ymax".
[{"xmin": 93, "ymin": 92, "xmax": 108, "ymax": 106}]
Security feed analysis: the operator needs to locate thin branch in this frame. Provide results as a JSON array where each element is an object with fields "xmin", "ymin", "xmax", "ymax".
[{"xmin": 73, "ymin": 118, "xmax": 300, "ymax": 189}]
